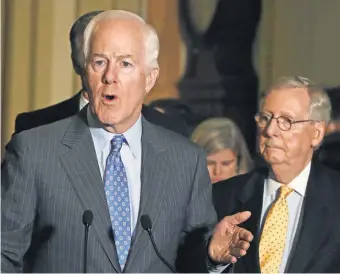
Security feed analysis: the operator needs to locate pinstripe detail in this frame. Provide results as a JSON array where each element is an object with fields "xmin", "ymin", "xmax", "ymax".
[{"xmin": 1, "ymin": 107, "xmax": 217, "ymax": 273}]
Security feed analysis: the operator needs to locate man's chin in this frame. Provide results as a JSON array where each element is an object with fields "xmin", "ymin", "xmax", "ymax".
[
  {"xmin": 263, "ymin": 153, "xmax": 285, "ymax": 165},
  {"xmin": 96, "ymin": 114, "xmax": 122, "ymax": 128}
]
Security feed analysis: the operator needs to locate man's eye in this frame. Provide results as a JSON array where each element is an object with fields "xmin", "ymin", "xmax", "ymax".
[
  {"xmin": 94, "ymin": 60, "xmax": 106, "ymax": 66},
  {"xmin": 260, "ymin": 114, "xmax": 271, "ymax": 122},
  {"xmin": 122, "ymin": 61, "xmax": 132, "ymax": 67},
  {"xmin": 281, "ymin": 116, "xmax": 293, "ymax": 125}
]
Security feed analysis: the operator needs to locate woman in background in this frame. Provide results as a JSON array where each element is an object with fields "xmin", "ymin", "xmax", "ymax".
[{"xmin": 191, "ymin": 117, "xmax": 253, "ymax": 183}]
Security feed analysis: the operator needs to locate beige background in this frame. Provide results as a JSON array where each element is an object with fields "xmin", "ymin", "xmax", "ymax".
[
  {"xmin": 1, "ymin": 0, "xmax": 183, "ymax": 150},
  {"xmin": 256, "ymin": 0, "xmax": 340, "ymax": 92},
  {"xmin": 2, "ymin": 0, "xmax": 340, "ymax": 151}
]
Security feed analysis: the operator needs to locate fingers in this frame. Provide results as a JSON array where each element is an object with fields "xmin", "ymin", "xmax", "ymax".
[
  {"xmin": 220, "ymin": 254, "xmax": 238, "ymax": 264},
  {"xmin": 239, "ymin": 228, "xmax": 254, "ymax": 242},
  {"xmin": 234, "ymin": 240, "xmax": 250, "ymax": 251},
  {"xmin": 229, "ymin": 255, "xmax": 238, "ymax": 264},
  {"xmin": 230, "ymin": 240, "xmax": 250, "ymax": 258},
  {"xmin": 230, "ymin": 247, "xmax": 247, "ymax": 257},
  {"xmin": 222, "ymin": 211, "xmax": 252, "ymax": 226}
]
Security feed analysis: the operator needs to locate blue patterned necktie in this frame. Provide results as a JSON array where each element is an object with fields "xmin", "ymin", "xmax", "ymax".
[{"xmin": 104, "ymin": 135, "xmax": 131, "ymax": 270}]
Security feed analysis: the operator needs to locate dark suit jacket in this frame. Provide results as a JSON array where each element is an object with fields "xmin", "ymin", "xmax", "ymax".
[
  {"xmin": 14, "ymin": 91, "xmax": 189, "ymax": 137},
  {"xmin": 2, "ymin": 107, "xmax": 216, "ymax": 272},
  {"xmin": 212, "ymin": 162, "xmax": 340, "ymax": 273}
]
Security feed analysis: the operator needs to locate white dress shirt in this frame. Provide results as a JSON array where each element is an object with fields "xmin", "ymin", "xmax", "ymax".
[
  {"xmin": 260, "ymin": 162, "xmax": 311, "ymax": 273},
  {"xmin": 87, "ymin": 108, "xmax": 142, "ymax": 233},
  {"xmin": 79, "ymin": 91, "xmax": 89, "ymax": 110}
]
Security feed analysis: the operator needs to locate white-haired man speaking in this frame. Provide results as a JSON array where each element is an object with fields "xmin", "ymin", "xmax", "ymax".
[{"xmin": 2, "ymin": 10, "xmax": 253, "ymax": 273}]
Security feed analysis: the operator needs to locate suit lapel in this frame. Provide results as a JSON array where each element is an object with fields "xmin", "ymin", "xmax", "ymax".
[
  {"xmin": 124, "ymin": 118, "xmax": 168, "ymax": 271},
  {"xmin": 236, "ymin": 169, "xmax": 267, "ymax": 273},
  {"xmin": 59, "ymin": 108, "xmax": 120, "ymax": 272},
  {"xmin": 287, "ymin": 163, "xmax": 332, "ymax": 273}
]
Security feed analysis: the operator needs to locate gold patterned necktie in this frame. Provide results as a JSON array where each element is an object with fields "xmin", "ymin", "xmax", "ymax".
[{"xmin": 259, "ymin": 185, "xmax": 294, "ymax": 273}]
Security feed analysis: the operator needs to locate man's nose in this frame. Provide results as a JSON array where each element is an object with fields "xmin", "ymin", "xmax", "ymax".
[
  {"xmin": 103, "ymin": 64, "xmax": 118, "ymax": 85},
  {"xmin": 264, "ymin": 118, "xmax": 280, "ymax": 137}
]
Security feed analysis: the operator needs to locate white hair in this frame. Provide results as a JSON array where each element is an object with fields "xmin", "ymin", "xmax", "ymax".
[
  {"xmin": 264, "ymin": 76, "xmax": 332, "ymax": 122},
  {"xmin": 83, "ymin": 10, "xmax": 159, "ymax": 70}
]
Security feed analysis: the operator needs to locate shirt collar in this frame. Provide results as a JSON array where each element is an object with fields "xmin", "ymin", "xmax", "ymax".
[
  {"xmin": 87, "ymin": 107, "xmax": 142, "ymax": 158},
  {"xmin": 79, "ymin": 91, "xmax": 89, "ymax": 110},
  {"xmin": 266, "ymin": 161, "xmax": 311, "ymax": 197}
]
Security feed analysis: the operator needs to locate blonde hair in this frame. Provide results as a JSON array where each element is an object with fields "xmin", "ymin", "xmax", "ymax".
[
  {"xmin": 264, "ymin": 76, "xmax": 332, "ymax": 122},
  {"xmin": 83, "ymin": 10, "xmax": 159, "ymax": 70},
  {"xmin": 191, "ymin": 117, "xmax": 253, "ymax": 174}
]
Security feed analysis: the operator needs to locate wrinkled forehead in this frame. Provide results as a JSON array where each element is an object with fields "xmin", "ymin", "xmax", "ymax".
[
  {"xmin": 89, "ymin": 19, "xmax": 145, "ymax": 59},
  {"xmin": 262, "ymin": 87, "xmax": 311, "ymax": 117}
]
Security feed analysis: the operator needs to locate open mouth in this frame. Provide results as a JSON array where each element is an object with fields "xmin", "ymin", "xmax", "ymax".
[{"xmin": 104, "ymin": 95, "xmax": 117, "ymax": 102}]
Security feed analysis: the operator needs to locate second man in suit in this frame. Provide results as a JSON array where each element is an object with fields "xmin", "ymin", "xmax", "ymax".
[{"xmin": 213, "ymin": 76, "xmax": 340, "ymax": 273}]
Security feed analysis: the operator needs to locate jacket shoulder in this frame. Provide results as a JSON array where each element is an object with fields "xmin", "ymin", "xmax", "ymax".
[
  {"xmin": 11, "ymin": 117, "xmax": 72, "ymax": 151},
  {"xmin": 14, "ymin": 93, "xmax": 80, "ymax": 134}
]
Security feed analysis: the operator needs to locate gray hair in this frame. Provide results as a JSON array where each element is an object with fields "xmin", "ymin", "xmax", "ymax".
[
  {"xmin": 191, "ymin": 117, "xmax": 253, "ymax": 174},
  {"xmin": 264, "ymin": 76, "xmax": 332, "ymax": 122},
  {"xmin": 83, "ymin": 10, "xmax": 160, "ymax": 70}
]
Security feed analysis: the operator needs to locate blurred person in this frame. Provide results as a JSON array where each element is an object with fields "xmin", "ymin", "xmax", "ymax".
[
  {"xmin": 149, "ymin": 98, "xmax": 200, "ymax": 135},
  {"xmin": 149, "ymin": 98, "xmax": 192, "ymax": 116},
  {"xmin": 213, "ymin": 76, "xmax": 340, "ymax": 273},
  {"xmin": 14, "ymin": 11, "xmax": 102, "ymax": 134},
  {"xmin": 191, "ymin": 117, "xmax": 253, "ymax": 183},
  {"xmin": 316, "ymin": 86, "xmax": 340, "ymax": 170},
  {"xmin": 13, "ymin": 12, "xmax": 188, "ymax": 137},
  {"xmin": 2, "ymin": 10, "xmax": 254, "ymax": 273},
  {"xmin": 325, "ymin": 86, "xmax": 340, "ymax": 135}
]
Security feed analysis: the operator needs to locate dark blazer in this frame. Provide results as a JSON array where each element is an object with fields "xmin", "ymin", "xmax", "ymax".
[
  {"xmin": 14, "ymin": 91, "xmax": 189, "ymax": 137},
  {"xmin": 2, "ymin": 107, "xmax": 216, "ymax": 272},
  {"xmin": 213, "ymin": 162, "xmax": 340, "ymax": 273}
]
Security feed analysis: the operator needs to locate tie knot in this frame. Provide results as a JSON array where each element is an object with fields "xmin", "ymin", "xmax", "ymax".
[
  {"xmin": 110, "ymin": 135, "xmax": 126, "ymax": 153},
  {"xmin": 279, "ymin": 185, "xmax": 293, "ymax": 199}
]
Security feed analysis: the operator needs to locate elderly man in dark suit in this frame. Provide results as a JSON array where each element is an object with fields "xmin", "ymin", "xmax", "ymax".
[
  {"xmin": 14, "ymin": 11, "xmax": 188, "ymax": 137},
  {"xmin": 2, "ymin": 10, "xmax": 253, "ymax": 273},
  {"xmin": 213, "ymin": 76, "xmax": 340, "ymax": 273}
]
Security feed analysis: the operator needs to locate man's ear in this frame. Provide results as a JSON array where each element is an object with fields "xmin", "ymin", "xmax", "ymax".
[
  {"xmin": 311, "ymin": 121, "xmax": 326, "ymax": 147},
  {"xmin": 145, "ymin": 68, "xmax": 159, "ymax": 94}
]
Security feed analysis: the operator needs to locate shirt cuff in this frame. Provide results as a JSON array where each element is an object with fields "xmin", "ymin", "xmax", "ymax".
[
  {"xmin": 206, "ymin": 257, "xmax": 230, "ymax": 273},
  {"xmin": 206, "ymin": 237, "xmax": 230, "ymax": 273}
]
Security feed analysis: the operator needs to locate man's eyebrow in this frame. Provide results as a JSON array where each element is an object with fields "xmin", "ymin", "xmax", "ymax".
[
  {"xmin": 92, "ymin": 53, "xmax": 108, "ymax": 58},
  {"xmin": 116, "ymin": 54, "xmax": 136, "ymax": 61},
  {"xmin": 90, "ymin": 53, "xmax": 136, "ymax": 62}
]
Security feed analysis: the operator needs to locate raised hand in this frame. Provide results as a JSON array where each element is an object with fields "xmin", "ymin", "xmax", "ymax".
[{"xmin": 208, "ymin": 211, "xmax": 254, "ymax": 264}]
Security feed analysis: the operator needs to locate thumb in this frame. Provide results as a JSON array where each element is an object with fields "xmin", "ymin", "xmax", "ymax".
[{"xmin": 224, "ymin": 211, "xmax": 251, "ymax": 226}]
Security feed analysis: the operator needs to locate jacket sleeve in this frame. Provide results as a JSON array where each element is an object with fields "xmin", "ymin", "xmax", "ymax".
[
  {"xmin": 176, "ymin": 148, "xmax": 217, "ymax": 272},
  {"xmin": 1, "ymin": 135, "xmax": 37, "ymax": 272}
]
